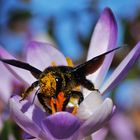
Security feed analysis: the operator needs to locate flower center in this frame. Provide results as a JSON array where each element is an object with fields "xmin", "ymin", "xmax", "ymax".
[{"xmin": 50, "ymin": 92, "xmax": 78, "ymax": 115}]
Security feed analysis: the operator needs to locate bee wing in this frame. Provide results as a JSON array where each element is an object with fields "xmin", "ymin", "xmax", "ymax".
[
  {"xmin": 0, "ymin": 58, "xmax": 42, "ymax": 78},
  {"xmin": 73, "ymin": 47, "xmax": 120, "ymax": 76}
]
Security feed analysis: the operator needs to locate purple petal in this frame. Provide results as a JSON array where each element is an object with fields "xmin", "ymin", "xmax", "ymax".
[
  {"xmin": 26, "ymin": 41, "xmax": 67, "ymax": 71},
  {"xmin": 42, "ymin": 112, "xmax": 81, "ymax": 139},
  {"xmin": 0, "ymin": 47, "xmax": 35, "ymax": 85},
  {"xmin": 23, "ymin": 132, "xmax": 35, "ymax": 140},
  {"xmin": 9, "ymin": 95, "xmax": 47, "ymax": 139},
  {"xmin": 86, "ymin": 8, "xmax": 117, "ymax": 89},
  {"xmin": 101, "ymin": 41, "xmax": 140, "ymax": 94},
  {"xmin": 92, "ymin": 128, "xmax": 108, "ymax": 140},
  {"xmin": 110, "ymin": 113, "xmax": 136, "ymax": 140},
  {"xmin": 0, "ymin": 62, "xmax": 13, "ymax": 103},
  {"xmin": 79, "ymin": 98, "xmax": 113, "ymax": 138}
]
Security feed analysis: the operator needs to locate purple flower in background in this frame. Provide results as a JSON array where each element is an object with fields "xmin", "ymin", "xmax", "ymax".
[
  {"xmin": 93, "ymin": 112, "xmax": 137, "ymax": 140},
  {"xmin": 110, "ymin": 112, "xmax": 136, "ymax": 140},
  {"xmin": 1, "ymin": 7, "xmax": 140, "ymax": 140}
]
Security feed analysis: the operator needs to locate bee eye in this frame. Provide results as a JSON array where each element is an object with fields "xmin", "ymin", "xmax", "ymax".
[
  {"xmin": 55, "ymin": 77, "xmax": 62, "ymax": 83},
  {"xmin": 55, "ymin": 76, "xmax": 62, "ymax": 92},
  {"xmin": 55, "ymin": 78, "xmax": 59, "ymax": 82}
]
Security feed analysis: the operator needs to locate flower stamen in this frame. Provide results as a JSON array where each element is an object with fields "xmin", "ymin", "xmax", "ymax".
[
  {"xmin": 50, "ymin": 92, "xmax": 66, "ymax": 113},
  {"xmin": 56, "ymin": 92, "xmax": 66, "ymax": 111},
  {"xmin": 66, "ymin": 57, "xmax": 74, "ymax": 67},
  {"xmin": 72, "ymin": 106, "xmax": 78, "ymax": 115},
  {"xmin": 50, "ymin": 98, "xmax": 56, "ymax": 114}
]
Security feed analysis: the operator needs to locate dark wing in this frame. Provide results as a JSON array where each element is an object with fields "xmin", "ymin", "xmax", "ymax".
[
  {"xmin": 0, "ymin": 58, "xmax": 42, "ymax": 79},
  {"xmin": 72, "ymin": 47, "xmax": 120, "ymax": 76}
]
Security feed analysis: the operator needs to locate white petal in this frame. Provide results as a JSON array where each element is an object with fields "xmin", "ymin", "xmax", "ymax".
[
  {"xmin": 86, "ymin": 8, "xmax": 117, "ymax": 89},
  {"xmin": 26, "ymin": 41, "xmax": 67, "ymax": 71},
  {"xmin": 79, "ymin": 98, "xmax": 113, "ymax": 138},
  {"xmin": 77, "ymin": 91, "xmax": 103, "ymax": 120}
]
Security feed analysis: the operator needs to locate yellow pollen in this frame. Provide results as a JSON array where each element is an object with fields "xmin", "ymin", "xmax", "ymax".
[
  {"xmin": 73, "ymin": 86, "xmax": 81, "ymax": 91},
  {"xmin": 66, "ymin": 57, "xmax": 74, "ymax": 67},
  {"xmin": 72, "ymin": 106, "xmax": 78, "ymax": 115},
  {"xmin": 70, "ymin": 97, "xmax": 78, "ymax": 105},
  {"xmin": 40, "ymin": 73, "xmax": 56, "ymax": 95},
  {"xmin": 51, "ymin": 61, "xmax": 57, "ymax": 66}
]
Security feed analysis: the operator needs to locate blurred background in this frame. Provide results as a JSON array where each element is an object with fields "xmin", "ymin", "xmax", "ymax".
[{"xmin": 0, "ymin": 0, "xmax": 140, "ymax": 139}]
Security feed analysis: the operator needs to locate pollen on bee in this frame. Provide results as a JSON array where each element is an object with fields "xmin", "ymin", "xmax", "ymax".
[{"xmin": 40, "ymin": 73, "xmax": 56, "ymax": 95}]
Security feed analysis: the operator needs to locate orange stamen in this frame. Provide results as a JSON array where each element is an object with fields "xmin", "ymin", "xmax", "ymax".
[
  {"xmin": 50, "ymin": 92, "xmax": 66, "ymax": 113},
  {"xmin": 50, "ymin": 98, "xmax": 56, "ymax": 114},
  {"xmin": 56, "ymin": 92, "xmax": 65, "ymax": 111}
]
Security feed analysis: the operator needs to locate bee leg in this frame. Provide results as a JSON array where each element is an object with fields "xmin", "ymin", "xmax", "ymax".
[
  {"xmin": 37, "ymin": 93, "xmax": 52, "ymax": 114},
  {"xmin": 62, "ymin": 94, "xmax": 71, "ymax": 111},
  {"xmin": 70, "ymin": 91, "xmax": 84, "ymax": 105},
  {"xmin": 62, "ymin": 91, "xmax": 84, "ymax": 111},
  {"xmin": 20, "ymin": 81, "xmax": 39, "ymax": 101},
  {"xmin": 80, "ymin": 79, "xmax": 100, "ymax": 92}
]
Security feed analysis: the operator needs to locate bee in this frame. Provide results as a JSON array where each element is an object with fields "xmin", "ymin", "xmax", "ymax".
[{"xmin": 0, "ymin": 47, "xmax": 119, "ymax": 113}]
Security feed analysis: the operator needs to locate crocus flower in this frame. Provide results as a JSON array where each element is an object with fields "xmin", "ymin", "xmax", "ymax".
[{"xmin": 1, "ymin": 7, "xmax": 140, "ymax": 140}]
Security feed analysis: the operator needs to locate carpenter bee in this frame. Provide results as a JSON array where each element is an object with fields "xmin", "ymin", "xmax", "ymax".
[{"xmin": 0, "ymin": 47, "xmax": 119, "ymax": 113}]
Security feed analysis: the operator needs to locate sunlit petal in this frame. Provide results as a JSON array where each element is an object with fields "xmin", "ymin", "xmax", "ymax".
[
  {"xmin": 86, "ymin": 8, "xmax": 118, "ymax": 89},
  {"xmin": 77, "ymin": 91, "xmax": 103, "ymax": 120},
  {"xmin": 26, "ymin": 41, "xmax": 67, "ymax": 71},
  {"xmin": 79, "ymin": 98, "xmax": 113, "ymax": 138}
]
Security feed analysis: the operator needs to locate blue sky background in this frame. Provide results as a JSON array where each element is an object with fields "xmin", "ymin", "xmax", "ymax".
[
  {"xmin": 0, "ymin": 0, "xmax": 140, "ymax": 109},
  {"xmin": 1, "ymin": 0, "xmax": 140, "ymax": 58}
]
